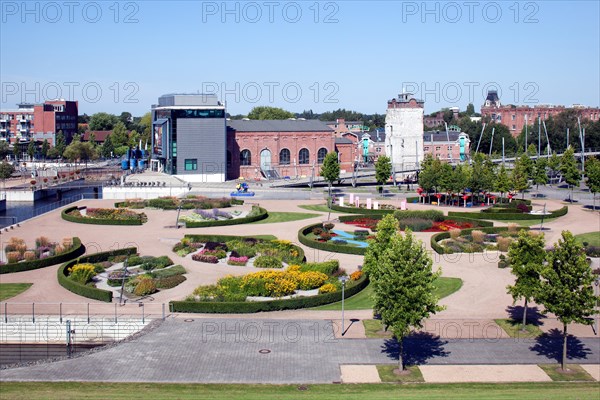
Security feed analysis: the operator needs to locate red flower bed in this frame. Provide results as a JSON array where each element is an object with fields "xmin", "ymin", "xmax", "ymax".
[
  {"xmin": 344, "ymin": 218, "xmax": 379, "ymax": 230},
  {"xmin": 421, "ymin": 220, "xmax": 473, "ymax": 232}
]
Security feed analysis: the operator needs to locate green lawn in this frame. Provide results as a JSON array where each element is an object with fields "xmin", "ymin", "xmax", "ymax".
[
  {"xmin": 539, "ymin": 364, "xmax": 596, "ymax": 382},
  {"xmin": 499, "ymin": 217, "xmax": 560, "ymax": 227},
  {"xmin": 377, "ymin": 365, "xmax": 425, "ymax": 383},
  {"xmin": 363, "ymin": 319, "xmax": 393, "ymax": 338},
  {"xmin": 494, "ymin": 319, "xmax": 543, "ymax": 339},
  {"xmin": 0, "ymin": 283, "xmax": 32, "ymax": 301},
  {"xmin": 0, "ymin": 382, "xmax": 597, "ymax": 400},
  {"xmin": 250, "ymin": 212, "xmax": 320, "ymax": 224},
  {"xmin": 298, "ymin": 204, "xmax": 332, "ymax": 213},
  {"xmin": 313, "ymin": 277, "xmax": 462, "ymax": 311},
  {"xmin": 574, "ymin": 232, "xmax": 600, "ymax": 247}
]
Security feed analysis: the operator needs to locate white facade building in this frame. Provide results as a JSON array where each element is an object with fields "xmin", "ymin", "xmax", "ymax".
[{"xmin": 384, "ymin": 93, "xmax": 424, "ymax": 172}]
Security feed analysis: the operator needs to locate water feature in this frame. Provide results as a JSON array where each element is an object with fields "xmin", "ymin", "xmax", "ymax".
[{"xmin": 331, "ymin": 230, "xmax": 369, "ymax": 248}]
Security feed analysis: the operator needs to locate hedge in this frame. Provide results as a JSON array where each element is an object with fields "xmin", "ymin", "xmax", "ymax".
[
  {"xmin": 62, "ymin": 206, "xmax": 144, "ymax": 225},
  {"xmin": 115, "ymin": 198, "xmax": 244, "ymax": 210},
  {"xmin": 430, "ymin": 226, "xmax": 531, "ymax": 254},
  {"xmin": 1, "ymin": 237, "xmax": 85, "ymax": 274},
  {"xmin": 183, "ymin": 234, "xmax": 305, "ymax": 262},
  {"xmin": 170, "ymin": 274, "xmax": 369, "ymax": 313},
  {"xmin": 298, "ymin": 223, "xmax": 367, "ymax": 255},
  {"xmin": 338, "ymin": 213, "xmax": 493, "ymax": 228},
  {"xmin": 57, "ymin": 247, "xmax": 138, "ymax": 302},
  {"xmin": 406, "ymin": 196, "xmax": 532, "ymax": 206},
  {"xmin": 447, "ymin": 206, "xmax": 568, "ymax": 221},
  {"xmin": 329, "ymin": 204, "xmax": 395, "ymax": 215},
  {"xmin": 184, "ymin": 206, "xmax": 268, "ymax": 228}
]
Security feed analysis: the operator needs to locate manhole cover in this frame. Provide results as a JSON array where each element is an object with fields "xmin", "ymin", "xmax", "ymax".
[
  {"xmin": 258, "ymin": 349, "xmax": 271, "ymax": 354},
  {"xmin": 184, "ymin": 319, "xmax": 194, "ymax": 322}
]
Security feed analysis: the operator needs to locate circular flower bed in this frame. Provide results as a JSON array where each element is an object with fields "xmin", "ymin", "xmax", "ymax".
[{"xmin": 62, "ymin": 206, "xmax": 147, "ymax": 225}]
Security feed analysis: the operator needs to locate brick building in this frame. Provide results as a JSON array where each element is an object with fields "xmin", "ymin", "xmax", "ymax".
[
  {"xmin": 423, "ymin": 128, "xmax": 471, "ymax": 162},
  {"xmin": 0, "ymin": 100, "xmax": 78, "ymax": 145},
  {"xmin": 481, "ymin": 90, "xmax": 600, "ymax": 136},
  {"xmin": 226, "ymin": 119, "xmax": 335, "ymax": 180}
]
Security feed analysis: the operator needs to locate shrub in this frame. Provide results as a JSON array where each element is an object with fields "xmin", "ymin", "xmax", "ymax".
[
  {"xmin": 204, "ymin": 242, "xmax": 228, "ymax": 251},
  {"xmin": 507, "ymin": 223, "xmax": 519, "ymax": 233},
  {"xmin": 68, "ymin": 263, "xmax": 97, "ymax": 285},
  {"xmin": 23, "ymin": 251, "xmax": 36, "ymax": 261},
  {"xmin": 300, "ymin": 260, "xmax": 340, "ymax": 275},
  {"xmin": 585, "ymin": 246, "xmax": 600, "ymax": 257},
  {"xmin": 319, "ymin": 231, "xmax": 332, "ymax": 241},
  {"xmin": 192, "ymin": 254, "xmax": 219, "ymax": 264},
  {"xmin": 6, "ymin": 251, "xmax": 22, "ymax": 263},
  {"xmin": 296, "ymin": 271, "xmax": 329, "ymax": 290},
  {"xmin": 35, "ymin": 236, "xmax": 50, "ymax": 248},
  {"xmin": 227, "ymin": 256, "xmax": 249, "ymax": 266},
  {"xmin": 323, "ymin": 223, "xmax": 335, "ymax": 231},
  {"xmin": 5, "ymin": 237, "xmax": 25, "ymax": 253},
  {"xmin": 398, "ymin": 218, "xmax": 434, "ymax": 232},
  {"xmin": 332, "ymin": 239, "xmax": 347, "ymax": 245},
  {"xmin": 498, "ymin": 254, "xmax": 510, "ymax": 268},
  {"xmin": 318, "ymin": 283, "xmax": 337, "ymax": 294},
  {"xmin": 354, "ymin": 230, "xmax": 369, "ymax": 240},
  {"xmin": 134, "ymin": 277, "xmax": 157, "ymax": 296},
  {"xmin": 107, "ymin": 270, "xmax": 128, "ymax": 286},
  {"xmin": 394, "ymin": 209, "xmax": 444, "ymax": 221},
  {"xmin": 449, "ymin": 229, "xmax": 461, "ymax": 239},
  {"xmin": 471, "ymin": 230, "xmax": 485, "ymax": 244},
  {"xmin": 312, "ymin": 227, "xmax": 324, "ymax": 236},
  {"xmin": 516, "ymin": 203, "xmax": 530, "ymax": 213},
  {"xmin": 254, "ymin": 255, "xmax": 283, "ymax": 269},
  {"xmin": 152, "ymin": 265, "xmax": 186, "ymax": 278},
  {"xmin": 199, "ymin": 249, "xmax": 227, "ymax": 259},
  {"xmin": 155, "ymin": 275, "xmax": 186, "ymax": 289},
  {"xmin": 496, "ymin": 237, "xmax": 512, "ymax": 252},
  {"xmin": 350, "ymin": 271, "xmax": 363, "ymax": 281}
]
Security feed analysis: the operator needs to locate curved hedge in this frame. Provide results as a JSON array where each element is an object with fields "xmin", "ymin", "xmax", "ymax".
[
  {"xmin": 184, "ymin": 206, "xmax": 268, "ymax": 228},
  {"xmin": 447, "ymin": 206, "xmax": 568, "ymax": 221},
  {"xmin": 298, "ymin": 223, "xmax": 367, "ymax": 255},
  {"xmin": 183, "ymin": 234, "xmax": 305, "ymax": 263},
  {"xmin": 1, "ymin": 237, "xmax": 85, "ymax": 274},
  {"xmin": 62, "ymin": 206, "xmax": 144, "ymax": 225},
  {"xmin": 338, "ymin": 213, "xmax": 493, "ymax": 228},
  {"xmin": 430, "ymin": 226, "xmax": 531, "ymax": 254},
  {"xmin": 330, "ymin": 204, "xmax": 394, "ymax": 215},
  {"xmin": 170, "ymin": 274, "xmax": 369, "ymax": 313},
  {"xmin": 57, "ymin": 247, "xmax": 138, "ymax": 302}
]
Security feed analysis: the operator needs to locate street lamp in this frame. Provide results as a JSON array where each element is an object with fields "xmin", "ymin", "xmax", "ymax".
[{"xmin": 339, "ymin": 276, "xmax": 349, "ymax": 336}]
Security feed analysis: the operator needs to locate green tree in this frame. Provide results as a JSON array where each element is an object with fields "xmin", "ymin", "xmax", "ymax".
[
  {"xmin": 100, "ymin": 134, "xmax": 115, "ymax": 158},
  {"xmin": 418, "ymin": 154, "xmax": 437, "ymax": 203},
  {"xmin": 55, "ymin": 131, "xmax": 66, "ymax": 156},
  {"xmin": 537, "ymin": 231, "xmax": 599, "ymax": 371},
  {"xmin": 27, "ymin": 140, "xmax": 36, "ymax": 160},
  {"xmin": 12, "ymin": 143, "xmax": 20, "ymax": 160},
  {"xmin": 0, "ymin": 141, "xmax": 10, "ymax": 159},
  {"xmin": 320, "ymin": 152, "xmax": 340, "ymax": 208},
  {"xmin": 373, "ymin": 229, "xmax": 443, "ymax": 370},
  {"xmin": 111, "ymin": 122, "xmax": 129, "ymax": 148},
  {"xmin": 375, "ymin": 155, "xmax": 392, "ymax": 189},
  {"xmin": 89, "ymin": 112, "xmax": 119, "ymax": 131},
  {"xmin": 41, "ymin": 139, "xmax": 49, "ymax": 159},
  {"xmin": 512, "ymin": 155, "xmax": 530, "ymax": 199},
  {"xmin": 0, "ymin": 161, "xmax": 15, "ymax": 188},
  {"xmin": 438, "ymin": 162, "xmax": 453, "ymax": 205},
  {"xmin": 548, "ymin": 151, "xmax": 561, "ymax": 182},
  {"xmin": 466, "ymin": 103, "xmax": 475, "ymax": 116},
  {"xmin": 495, "ymin": 164, "xmax": 511, "ymax": 201},
  {"xmin": 247, "ymin": 106, "xmax": 294, "ymax": 120},
  {"xmin": 449, "ymin": 163, "xmax": 471, "ymax": 206},
  {"xmin": 470, "ymin": 153, "xmax": 495, "ymax": 203},
  {"xmin": 87, "ymin": 132, "xmax": 96, "ymax": 147},
  {"xmin": 363, "ymin": 214, "xmax": 399, "ymax": 279},
  {"xmin": 560, "ymin": 146, "xmax": 581, "ymax": 202},
  {"xmin": 533, "ymin": 157, "xmax": 548, "ymax": 190},
  {"xmin": 584, "ymin": 156, "xmax": 600, "ymax": 210},
  {"xmin": 507, "ymin": 231, "xmax": 546, "ymax": 329}
]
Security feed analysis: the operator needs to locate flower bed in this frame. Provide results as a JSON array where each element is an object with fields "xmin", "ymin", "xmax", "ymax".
[
  {"xmin": 62, "ymin": 206, "xmax": 147, "ymax": 225},
  {"xmin": 181, "ymin": 206, "xmax": 267, "ymax": 228},
  {"xmin": 430, "ymin": 226, "xmax": 531, "ymax": 254},
  {"xmin": 115, "ymin": 195, "xmax": 243, "ymax": 210},
  {"xmin": 1, "ymin": 237, "xmax": 85, "ymax": 274}
]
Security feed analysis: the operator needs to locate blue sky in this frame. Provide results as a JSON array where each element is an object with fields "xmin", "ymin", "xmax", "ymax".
[{"xmin": 1, "ymin": 1, "xmax": 599, "ymax": 116}]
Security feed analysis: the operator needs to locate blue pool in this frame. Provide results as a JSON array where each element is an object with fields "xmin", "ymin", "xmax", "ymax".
[{"xmin": 331, "ymin": 230, "xmax": 369, "ymax": 248}]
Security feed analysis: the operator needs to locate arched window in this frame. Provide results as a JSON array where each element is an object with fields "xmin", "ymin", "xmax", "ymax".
[
  {"xmin": 279, "ymin": 148, "xmax": 290, "ymax": 165},
  {"xmin": 240, "ymin": 149, "xmax": 251, "ymax": 166},
  {"xmin": 299, "ymin": 148, "xmax": 309, "ymax": 165},
  {"xmin": 317, "ymin": 148, "xmax": 328, "ymax": 164}
]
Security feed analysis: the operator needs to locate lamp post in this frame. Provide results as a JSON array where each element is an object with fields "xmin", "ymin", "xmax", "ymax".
[{"xmin": 339, "ymin": 276, "xmax": 349, "ymax": 336}]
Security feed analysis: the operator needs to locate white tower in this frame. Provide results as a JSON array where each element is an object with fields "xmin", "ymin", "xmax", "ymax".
[{"xmin": 384, "ymin": 93, "xmax": 424, "ymax": 171}]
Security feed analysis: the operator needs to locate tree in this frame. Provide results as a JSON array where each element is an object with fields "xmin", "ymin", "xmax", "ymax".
[
  {"xmin": 512, "ymin": 155, "xmax": 530, "ymax": 199},
  {"xmin": 0, "ymin": 141, "xmax": 10, "ymax": 159},
  {"xmin": 466, "ymin": 103, "xmax": 475, "ymax": 116},
  {"xmin": 532, "ymin": 157, "xmax": 548, "ymax": 190},
  {"xmin": 320, "ymin": 152, "xmax": 340, "ymax": 209},
  {"xmin": 363, "ymin": 214, "xmax": 399, "ymax": 279},
  {"xmin": 41, "ymin": 139, "xmax": 49, "ymax": 159},
  {"xmin": 12, "ymin": 143, "xmax": 20, "ymax": 160},
  {"xmin": 537, "ymin": 231, "xmax": 599, "ymax": 371},
  {"xmin": 119, "ymin": 111, "xmax": 133, "ymax": 129},
  {"xmin": 494, "ymin": 164, "xmax": 511, "ymax": 201},
  {"xmin": 449, "ymin": 163, "xmax": 471, "ymax": 206},
  {"xmin": 418, "ymin": 154, "xmax": 439, "ymax": 203},
  {"xmin": 560, "ymin": 146, "xmax": 581, "ymax": 202},
  {"xmin": 27, "ymin": 140, "xmax": 36, "ymax": 160},
  {"xmin": 111, "ymin": 122, "xmax": 129, "ymax": 148},
  {"xmin": 247, "ymin": 106, "xmax": 294, "ymax": 120},
  {"xmin": 55, "ymin": 131, "xmax": 66, "ymax": 156},
  {"xmin": 585, "ymin": 156, "xmax": 600, "ymax": 210},
  {"xmin": 375, "ymin": 155, "xmax": 392, "ymax": 190},
  {"xmin": 372, "ymin": 229, "xmax": 443, "ymax": 370},
  {"xmin": 0, "ymin": 161, "xmax": 15, "ymax": 188},
  {"xmin": 507, "ymin": 231, "xmax": 546, "ymax": 330},
  {"xmin": 100, "ymin": 134, "xmax": 115, "ymax": 158},
  {"xmin": 89, "ymin": 112, "xmax": 119, "ymax": 131},
  {"xmin": 548, "ymin": 151, "xmax": 561, "ymax": 183},
  {"xmin": 470, "ymin": 153, "xmax": 495, "ymax": 203}
]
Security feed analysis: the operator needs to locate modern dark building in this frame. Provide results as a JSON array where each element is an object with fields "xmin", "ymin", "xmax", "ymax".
[{"xmin": 151, "ymin": 94, "xmax": 227, "ymax": 182}]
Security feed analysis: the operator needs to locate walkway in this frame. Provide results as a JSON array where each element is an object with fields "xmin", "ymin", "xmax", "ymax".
[{"xmin": 1, "ymin": 319, "xmax": 598, "ymax": 383}]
